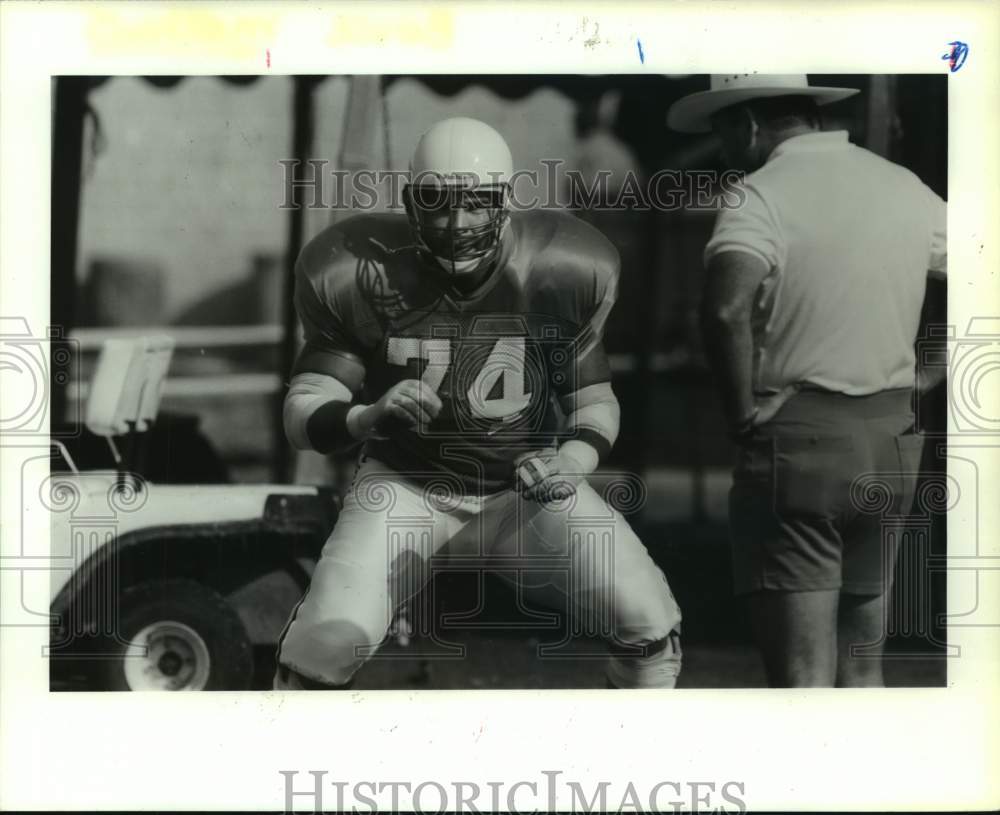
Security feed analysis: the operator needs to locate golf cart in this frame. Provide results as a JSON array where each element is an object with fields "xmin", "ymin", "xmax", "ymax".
[{"xmin": 47, "ymin": 335, "xmax": 337, "ymax": 690}]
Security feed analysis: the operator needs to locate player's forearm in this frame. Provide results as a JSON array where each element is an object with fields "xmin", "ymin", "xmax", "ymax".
[
  {"xmin": 344, "ymin": 402, "xmax": 380, "ymax": 438},
  {"xmin": 558, "ymin": 439, "xmax": 600, "ymax": 476},
  {"xmin": 301, "ymin": 401, "xmax": 374, "ymax": 453},
  {"xmin": 290, "ymin": 376, "xmax": 444, "ymax": 452},
  {"xmin": 284, "ymin": 373, "xmax": 366, "ymax": 453},
  {"xmin": 559, "ymin": 382, "xmax": 620, "ymax": 475}
]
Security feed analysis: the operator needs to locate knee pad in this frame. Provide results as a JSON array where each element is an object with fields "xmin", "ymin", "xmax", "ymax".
[
  {"xmin": 278, "ymin": 618, "xmax": 383, "ymax": 687},
  {"xmin": 606, "ymin": 630, "xmax": 682, "ymax": 689}
]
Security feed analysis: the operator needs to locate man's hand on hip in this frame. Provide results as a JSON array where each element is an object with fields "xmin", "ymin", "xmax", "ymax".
[
  {"xmin": 754, "ymin": 384, "xmax": 801, "ymax": 426},
  {"xmin": 732, "ymin": 384, "xmax": 801, "ymax": 442}
]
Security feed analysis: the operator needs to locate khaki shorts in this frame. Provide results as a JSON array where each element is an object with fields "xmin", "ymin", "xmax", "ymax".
[{"xmin": 729, "ymin": 388, "xmax": 924, "ymax": 595}]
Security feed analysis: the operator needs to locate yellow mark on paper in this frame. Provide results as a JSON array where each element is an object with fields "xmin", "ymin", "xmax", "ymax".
[
  {"xmin": 86, "ymin": 8, "xmax": 277, "ymax": 59},
  {"xmin": 328, "ymin": 8, "xmax": 455, "ymax": 50}
]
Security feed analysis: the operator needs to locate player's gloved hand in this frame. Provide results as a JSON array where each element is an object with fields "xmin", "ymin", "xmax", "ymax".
[
  {"xmin": 515, "ymin": 448, "xmax": 584, "ymax": 503},
  {"xmin": 361, "ymin": 379, "xmax": 442, "ymax": 436}
]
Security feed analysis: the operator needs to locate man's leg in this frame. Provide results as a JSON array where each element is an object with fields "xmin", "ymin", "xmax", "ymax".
[
  {"xmin": 729, "ymin": 412, "xmax": 855, "ymax": 688},
  {"xmin": 834, "ymin": 410, "xmax": 917, "ymax": 688},
  {"xmin": 275, "ymin": 459, "xmax": 462, "ymax": 689},
  {"xmin": 488, "ymin": 482, "xmax": 682, "ymax": 688},
  {"xmin": 747, "ymin": 589, "xmax": 839, "ymax": 687},
  {"xmin": 835, "ymin": 592, "xmax": 887, "ymax": 687}
]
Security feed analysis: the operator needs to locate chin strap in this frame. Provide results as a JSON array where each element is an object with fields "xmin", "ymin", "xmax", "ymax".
[{"xmin": 366, "ymin": 236, "xmax": 416, "ymax": 259}]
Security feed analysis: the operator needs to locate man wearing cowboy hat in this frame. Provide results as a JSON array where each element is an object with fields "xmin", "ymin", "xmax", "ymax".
[{"xmin": 669, "ymin": 75, "xmax": 947, "ymax": 687}]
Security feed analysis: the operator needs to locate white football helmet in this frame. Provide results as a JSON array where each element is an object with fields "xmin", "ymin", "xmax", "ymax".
[{"xmin": 403, "ymin": 118, "xmax": 513, "ymax": 276}]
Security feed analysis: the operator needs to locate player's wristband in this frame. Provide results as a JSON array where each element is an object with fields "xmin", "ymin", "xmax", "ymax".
[
  {"xmin": 305, "ymin": 401, "xmax": 361, "ymax": 454},
  {"xmin": 573, "ymin": 428, "xmax": 613, "ymax": 461}
]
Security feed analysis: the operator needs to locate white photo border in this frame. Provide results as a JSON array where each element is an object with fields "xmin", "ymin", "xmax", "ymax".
[{"xmin": 1, "ymin": 1, "xmax": 998, "ymax": 811}]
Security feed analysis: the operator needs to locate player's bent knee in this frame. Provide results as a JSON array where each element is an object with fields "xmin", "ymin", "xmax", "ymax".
[
  {"xmin": 602, "ymin": 564, "xmax": 684, "ymax": 690},
  {"xmin": 279, "ymin": 618, "xmax": 385, "ymax": 687},
  {"xmin": 607, "ymin": 630, "xmax": 682, "ymax": 689},
  {"xmin": 610, "ymin": 585, "xmax": 682, "ymax": 648}
]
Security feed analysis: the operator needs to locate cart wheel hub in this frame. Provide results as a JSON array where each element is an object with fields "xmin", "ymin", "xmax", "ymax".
[{"xmin": 122, "ymin": 621, "xmax": 211, "ymax": 691}]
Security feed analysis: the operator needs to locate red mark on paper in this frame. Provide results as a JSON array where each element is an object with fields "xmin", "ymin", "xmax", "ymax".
[
  {"xmin": 266, "ymin": 49, "xmax": 271, "ymax": 69},
  {"xmin": 942, "ymin": 41, "xmax": 968, "ymax": 73}
]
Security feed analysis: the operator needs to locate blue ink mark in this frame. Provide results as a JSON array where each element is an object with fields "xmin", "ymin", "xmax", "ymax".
[
  {"xmin": 637, "ymin": 39, "xmax": 645, "ymax": 64},
  {"xmin": 942, "ymin": 40, "xmax": 969, "ymax": 72}
]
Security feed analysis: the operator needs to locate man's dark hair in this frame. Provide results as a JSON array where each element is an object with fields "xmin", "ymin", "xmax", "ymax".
[{"xmin": 722, "ymin": 94, "xmax": 822, "ymax": 131}]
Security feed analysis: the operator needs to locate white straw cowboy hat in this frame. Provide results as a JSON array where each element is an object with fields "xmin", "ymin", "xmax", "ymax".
[{"xmin": 667, "ymin": 74, "xmax": 859, "ymax": 133}]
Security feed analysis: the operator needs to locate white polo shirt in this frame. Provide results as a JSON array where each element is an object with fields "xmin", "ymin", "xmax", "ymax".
[{"xmin": 704, "ymin": 130, "xmax": 947, "ymax": 395}]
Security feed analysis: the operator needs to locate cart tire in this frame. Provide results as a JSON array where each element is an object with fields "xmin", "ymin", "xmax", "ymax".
[{"xmin": 99, "ymin": 579, "xmax": 253, "ymax": 691}]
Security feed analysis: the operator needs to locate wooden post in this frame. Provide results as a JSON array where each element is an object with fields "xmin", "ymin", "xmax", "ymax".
[
  {"xmin": 275, "ymin": 77, "xmax": 320, "ymax": 483},
  {"xmin": 51, "ymin": 77, "xmax": 92, "ymax": 431}
]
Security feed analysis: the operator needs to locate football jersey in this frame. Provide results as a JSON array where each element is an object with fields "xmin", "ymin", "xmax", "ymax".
[{"xmin": 293, "ymin": 209, "xmax": 619, "ymax": 494}]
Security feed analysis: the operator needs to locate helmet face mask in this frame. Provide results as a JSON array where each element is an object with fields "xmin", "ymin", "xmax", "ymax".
[
  {"xmin": 404, "ymin": 118, "xmax": 515, "ymax": 279},
  {"xmin": 403, "ymin": 181, "xmax": 511, "ymax": 276}
]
